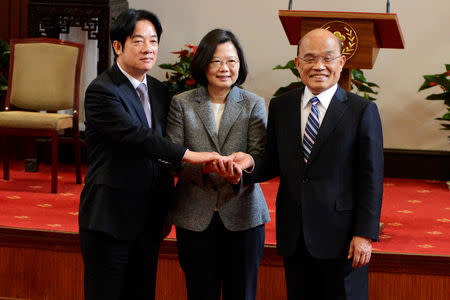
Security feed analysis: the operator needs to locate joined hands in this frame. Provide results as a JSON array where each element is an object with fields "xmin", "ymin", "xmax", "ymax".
[{"xmin": 183, "ymin": 150, "xmax": 254, "ymax": 184}]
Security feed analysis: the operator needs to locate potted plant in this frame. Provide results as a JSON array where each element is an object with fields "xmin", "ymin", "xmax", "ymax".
[
  {"xmin": 418, "ymin": 64, "xmax": 450, "ymax": 189},
  {"xmin": 159, "ymin": 44, "xmax": 201, "ymax": 98},
  {"xmin": 272, "ymin": 59, "xmax": 379, "ymax": 100},
  {"xmin": 418, "ymin": 64, "xmax": 450, "ymax": 137}
]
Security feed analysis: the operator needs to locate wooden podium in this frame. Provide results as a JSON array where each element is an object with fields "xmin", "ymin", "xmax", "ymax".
[{"xmin": 279, "ymin": 10, "xmax": 405, "ymax": 90}]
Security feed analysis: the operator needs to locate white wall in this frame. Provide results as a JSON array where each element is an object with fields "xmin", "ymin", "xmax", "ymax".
[{"xmin": 128, "ymin": 0, "xmax": 450, "ymax": 151}]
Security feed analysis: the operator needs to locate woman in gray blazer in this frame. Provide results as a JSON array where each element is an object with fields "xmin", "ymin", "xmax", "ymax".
[{"xmin": 166, "ymin": 29, "xmax": 270, "ymax": 300}]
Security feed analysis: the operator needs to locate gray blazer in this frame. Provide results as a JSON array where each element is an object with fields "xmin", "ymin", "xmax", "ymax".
[{"xmin": 166, "ymin": 86, "xmax": 270, "ymax": 232}]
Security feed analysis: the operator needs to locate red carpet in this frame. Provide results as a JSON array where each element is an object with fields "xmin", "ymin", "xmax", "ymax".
[{"xmin": 0, "ymin": 161, "xmax": 449, "ymax": 255}]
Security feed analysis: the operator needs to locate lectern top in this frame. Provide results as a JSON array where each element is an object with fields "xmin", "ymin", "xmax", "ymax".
[{"xmin": 279, "ymin": 10, "xmax": 405, "ymax": 49}]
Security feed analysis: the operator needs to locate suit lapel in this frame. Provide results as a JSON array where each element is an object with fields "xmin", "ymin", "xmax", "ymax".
[
  {"xmin": 147, "ymin": 75, "xmax": 163, "ymax": 136},
  {"xmin": 218, "ymin": 87, "xmax": 243, "ymax": 148},
  {"xmin": 194, "ymin": 87, "xmax": 221, "ymax": 151},
  {"xmin": 110, "ymin": 63, "xmax": 149, "ymax": 128},
  {"xmin": 307, "ymin": 86, "xmax": 348, "ymax": 164},
  {"xmin": 279, "ymin": 89, "xmax": 305, "ymax": 170},
  {"xmin": 286, "ymin": 88, "xmax": 305, "ymax": 167}
]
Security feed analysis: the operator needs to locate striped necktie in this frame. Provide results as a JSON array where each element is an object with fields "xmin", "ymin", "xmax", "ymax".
[
  {"xmin": 136, "ymin": 82, "xmax": 152, "ymax": 128},
  {"xmin": 303, "ymin": 97, "xmax": 320, "ymax": 162}
]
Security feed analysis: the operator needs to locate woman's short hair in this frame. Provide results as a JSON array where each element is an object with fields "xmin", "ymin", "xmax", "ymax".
[
  {"xmin": 110, "ymin": 9, "xmax": 162, "ymax": 58},
  {"xmin": 191, "ymin": 29, "xmax": 248, "ymax": 87}
]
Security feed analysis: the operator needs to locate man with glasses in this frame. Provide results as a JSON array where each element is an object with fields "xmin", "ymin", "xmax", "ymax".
[{"xmin": 228, "ymin": 28, "xmax": 383, "ymax": 299}]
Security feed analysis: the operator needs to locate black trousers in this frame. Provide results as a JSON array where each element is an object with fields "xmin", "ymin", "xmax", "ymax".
[
  {"xmin": 283, "ymin": 238, "xmax": 369, "ymax": 300},
  {"xmin": 79, "ymin": 227, "xmax": 161, "ymax": 300},
  {"xmin": 176, "ymin": 212, "xmax": 265, "ymax": 300}
]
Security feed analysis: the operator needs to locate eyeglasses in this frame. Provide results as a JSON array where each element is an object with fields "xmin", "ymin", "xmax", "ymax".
[
  {"xmin": 209, "ymin": 57, "xmax": 240, "ymax": 69},
  {"xmin": 297, "ymin": 55, "xmax": 342, "ymax": 65}
]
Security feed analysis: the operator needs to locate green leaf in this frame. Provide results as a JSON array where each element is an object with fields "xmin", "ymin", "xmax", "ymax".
[
  {"xmin": 425, "ymin": 92, "xmax": 450, "ymax": 101},
  {"xmin": 437, "ymin": 112, "xmax": 450, "ymax": 120},
  {"xmin": 351, "ymin": 69, "xmax": 366, "ymax": 82},
  {"xmin": 159, "ymin": 63, "xmax": 178, "ymax": 71},
  {"xmin": 179, "ymin": 56, "xmax": 193, "ymax": 64},
  {"xmin": 272, "ymin": 60, "xmax": 296, "ymax": 70},
  {"xmin": 366, "ymin": 82, "xmax": 380, "ymax": 88},
  {"xmin": 423, "ymin": 74, "xmax": 440, "ymax": 81},
  {"xmin": 421, "ymin": 73, "xmax": 450, "ymax": 90},
  {"xmin": 289, "ymin": 68, "xmax": 300, "ymax": 78},
  {"xmin": 363, "ymin": 93, "xmax": 376, "ymax": 101},
  {"xmin": 273, "ymin": 81, "xmax": 304, "ymax": 97},
  {"xmin": 173, "ymin": 65, "xmax": 187, "ymax": 75},
  {"xmin": 418, "ymin": 79, "xmax": 434, "ymax": 91},
  {"xmin": 353, "ymin": 83, "xmax": 378, "ymax": 94},
  {"xmin": 350, "ymin": 69, "xmax": 379, "ymax": 100},
  {"xmin": 177, "ymin": 61, "xmax": 191, "ymax": 74},
  {"xmin": 432, "ymin": 77, "xmax": 450, "ymax": 90}
]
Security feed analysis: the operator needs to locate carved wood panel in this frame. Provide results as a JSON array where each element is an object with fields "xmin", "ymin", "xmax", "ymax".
[{"xmin": 28, "ymin": 0, "xmax": 128, "ymax": 75}]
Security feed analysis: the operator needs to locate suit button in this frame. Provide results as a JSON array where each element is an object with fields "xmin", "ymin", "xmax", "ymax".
[{"xmin": 302, "ymin": 178, "xmax": 309, "ymax": 184}]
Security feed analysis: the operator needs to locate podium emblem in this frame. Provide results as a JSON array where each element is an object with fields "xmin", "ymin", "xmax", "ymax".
[{"xmin": 321, "ymin": 21, "xmax": 358, "ymax": 60}]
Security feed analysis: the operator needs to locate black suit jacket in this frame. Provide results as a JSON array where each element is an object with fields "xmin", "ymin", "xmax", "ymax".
[
  {"xmin": 79, "ymin": 63, "xmax": 186, "ymax": 240},
  {"xmin": 252, "ymin": 86, "xmax": 383, "ymax": 259}
]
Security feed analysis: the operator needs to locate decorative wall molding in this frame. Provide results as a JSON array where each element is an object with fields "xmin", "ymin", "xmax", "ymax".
[{"xmin": 28, "ymin": 0, "xmax": 129, "ymax": 75}]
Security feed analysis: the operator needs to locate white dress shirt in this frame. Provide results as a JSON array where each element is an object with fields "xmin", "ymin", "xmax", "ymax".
[
  {"xmin": 116, "ymin": 62, "xmax": 148, "ymax": 92},
  {"xmin": 301, "ymin": 84, "xmax": 338, "ymax": 141},
  {"xmin": 211, "ymin": 102, "xmax": 225, "ymax": 132}
]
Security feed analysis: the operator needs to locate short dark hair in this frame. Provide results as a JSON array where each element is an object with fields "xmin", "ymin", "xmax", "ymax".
[
  {"xmin": 191, "ymin": 29, "xmax": 248, "ymax": 87},
  {"xmin": 296, "ymin": 29, "xmax": 343, "ymax": 56},
  {"xmin": 110, "ymin": 9, "xmax": 162, "ymax": 58}
]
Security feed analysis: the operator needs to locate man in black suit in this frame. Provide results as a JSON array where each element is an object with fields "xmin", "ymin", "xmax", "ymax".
[
  {"xmin": 228, "ymin": 28, "xmax": 383, "ymax": 299},
  {"xmin": 78, "ymin": 9, "xmax": 220, "ymax": 300}
]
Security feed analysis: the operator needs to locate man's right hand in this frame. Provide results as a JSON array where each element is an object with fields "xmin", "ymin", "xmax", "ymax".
[
  {"xmin": 210, "ymin": 152, "xmax": 255, "ymax": 184},
  {"xmin": 182, "ymin": 150, "xmax": 223, "ymax": 165},
  {"xmin": 226, "ymin": 152, "xmax": 255, "ymax": 172},
  {"xmin": 205, "ymin": 159, "xmax": 242, "ymax": 184}
]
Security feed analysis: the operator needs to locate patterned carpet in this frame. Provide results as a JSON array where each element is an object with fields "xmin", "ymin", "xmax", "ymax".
[{"xmin": 0, "ymin": 161, "xmax": 449, "ymax": 255}]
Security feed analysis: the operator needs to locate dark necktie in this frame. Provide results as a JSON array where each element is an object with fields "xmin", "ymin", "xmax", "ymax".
[
  {"xmin": 136, "ymin": 82, "xmax": 152, "ymax": 128},
  {"xmin": 303, "ymin": 97, "xmax": 320, "ymax": 162}
]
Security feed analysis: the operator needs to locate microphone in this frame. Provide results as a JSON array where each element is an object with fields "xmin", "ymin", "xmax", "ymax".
[
  {"xmin": 386, "ymin": 0, "xmax": 390, "ymax": 13},
  {"xmin": 288, "ymin": 0, "xmax": 293, "ymax": 10}
]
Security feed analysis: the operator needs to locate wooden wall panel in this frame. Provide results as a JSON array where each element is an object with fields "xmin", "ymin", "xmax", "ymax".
[
  {"xmin": 369, "ymin": 272, "xmax": 450, "ymax": 300},
  {"xmin": 0, "ymin": 247, "xmax": 83, "ymax": 300},
  {"xmin": 1, "ymin": 228, "xmax": 449, "ymax": 300},
  {"xmin": 156, "ymin": 256, "xmax": 186, "ymax": 299},
  {"xmin": 0, "ymin": 0, "xmax": 29, "ymax": 42},
  {"xmin": 257, "ymin": 265, "xmax": 287, "ymax": 300},
  {"xmin": 0, "ymin": 0, "xmax": 11, "ymax": 41},
  {"xmin": 384, "ymin": 148, "xmax": 450, "ymax": 180}
]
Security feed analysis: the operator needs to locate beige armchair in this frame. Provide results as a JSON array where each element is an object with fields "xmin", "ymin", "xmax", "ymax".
[{"xmin": 0, "ymin": 38, "xmax": 84, "ymax": 193}]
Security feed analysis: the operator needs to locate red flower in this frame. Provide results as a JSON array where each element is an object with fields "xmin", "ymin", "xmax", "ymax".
[
  {"xmin": 186, "ymin": 78, "xmax": 197, "ymax": 86},
  {"xmin": 429, "ymin": 82, "xmax": 437, "ymax": 86},
  {"xmin": 171, "ymin": 49, "xmax": 189, "ymax": 58},
  {"xmin": 166, "ymin": 72, "xmax": 169, "ymax": 79},
  {"xmin": 185, "ymin": 44, "xmax": 198, "ymax": 54}
]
